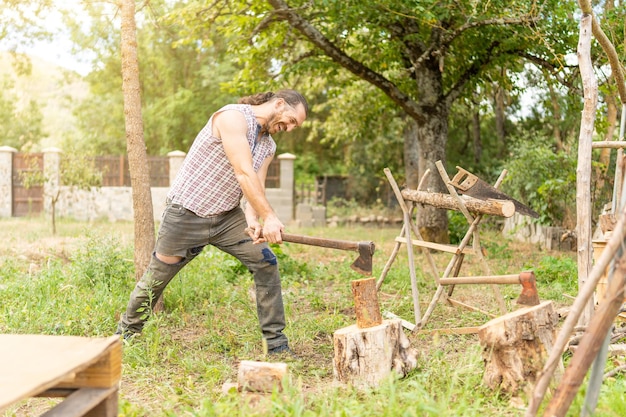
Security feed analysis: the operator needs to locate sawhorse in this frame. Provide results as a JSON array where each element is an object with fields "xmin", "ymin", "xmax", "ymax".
[{"xmin": 378, "ymin": 161, "xmax": 538, "ymax": 334}]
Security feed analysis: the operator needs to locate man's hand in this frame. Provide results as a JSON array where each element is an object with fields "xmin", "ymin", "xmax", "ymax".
[
  {"xmin": 245, "ymin": 214, "xmax": 284, "ymax": 244},
  {"xmin": 261, "ymin": 215, "xmax": 284, "ymax": 244},
  {"xmin": 245, "ymin": 221, "xmax": 265, "ymax": 244}
]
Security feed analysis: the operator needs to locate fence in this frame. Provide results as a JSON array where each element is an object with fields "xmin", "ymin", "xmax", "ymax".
[
  {"xmin": 0, "ymin": 147, "xmax": 294, "ymax": 223},
  {"xmin": 94, "ymin": 155, "xmax": 170, "ymax": 187}
]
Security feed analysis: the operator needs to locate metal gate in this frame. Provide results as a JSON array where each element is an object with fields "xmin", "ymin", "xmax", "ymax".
[{"xmin": 12, "ymin": 152, "xmax": 44, "ymax": 217}]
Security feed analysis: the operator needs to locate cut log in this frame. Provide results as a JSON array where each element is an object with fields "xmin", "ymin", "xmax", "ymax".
[
  {"xmin": 351, "ymin": 278, "xmax": 382, "ymax": 328},
  {"xmin": 237, "ymin": 361, "xmax": 288, "ymax": 393},
  {"xmin": 400, "ymin": 189, "xmax": 515, "ymax": 217},
  {"xmin": 478, "ymin": 301, "xmax": 562, "ymax": 396},
  {"xmin": 333, "ymin": 319, "xmax": 418, "ymax": 388}
]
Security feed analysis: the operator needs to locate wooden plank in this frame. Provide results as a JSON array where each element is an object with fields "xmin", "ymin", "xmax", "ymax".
[
  {"xmin": 40, "ymin": 387, "xmax": 117, "ymax": 417},
  {"xmin": 57, "ymin": 342, "xmax": 122, "ymax": 389},
  {"xmin": 394, "ymin": 237, "xmax": 475, "ymax": 255},
  {"xmin": 0, "ymin": 335, "xmax": 121, "ymax": 412}
]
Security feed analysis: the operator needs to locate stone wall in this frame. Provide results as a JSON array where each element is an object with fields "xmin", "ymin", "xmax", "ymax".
[
  {"xmin": 0, "ymin": 147, "xmax": 299, "ymax": 224},
  {"xmin": 502, "ymin": 213, "xmax": 575, "ymax": 251}
]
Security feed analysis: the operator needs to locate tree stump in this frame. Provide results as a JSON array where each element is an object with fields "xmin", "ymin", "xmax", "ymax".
[
  {"xmin": 333, "ymin": 319, "xmax": 418, "ymax": 388},
  {"xmin": 478, "ymin": 300, "xmax": 562, "ymax": 396},
  {"xmin": 351, "ymin": 278, "xmax": 382, "ymax": 328}
]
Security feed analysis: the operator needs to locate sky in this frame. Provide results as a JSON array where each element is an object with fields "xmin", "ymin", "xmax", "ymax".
[
  {"xmin": 21, "ymin": 37, "xmax": 92, "ymax": 76},
  {"xmin": 0, "ymin": 0, "xmax": 93, "ymax": 76}
]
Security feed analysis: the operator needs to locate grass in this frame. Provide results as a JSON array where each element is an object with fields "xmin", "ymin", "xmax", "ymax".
[{"xmin": 0, "ymin": 216, "xmax": 624, "ymax": 416}]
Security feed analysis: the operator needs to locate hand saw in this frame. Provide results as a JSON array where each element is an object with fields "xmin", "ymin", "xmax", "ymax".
[{"xmin": 449, "ymin": 166, "xmax": 539, "ymax": 218}]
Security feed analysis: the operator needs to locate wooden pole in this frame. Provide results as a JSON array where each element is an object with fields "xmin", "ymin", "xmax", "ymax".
[
  {"xmin": 575, "ymin": 11, "xmax": 597, "ymax": 333},
  {"xmin": 542, "ymin": 260, "xmax": 626, "ymax": 416},
  {"xmin": 526, "ymin": 206, "xmax": 626, "ymax": 416}
]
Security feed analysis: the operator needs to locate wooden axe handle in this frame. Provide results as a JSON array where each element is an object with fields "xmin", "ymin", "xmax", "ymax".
[{"xmin": 246, "ymin": 228, "xmax": 373, "ymax": 253}]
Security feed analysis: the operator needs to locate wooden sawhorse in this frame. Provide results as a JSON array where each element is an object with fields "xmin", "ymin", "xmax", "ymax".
[
  {"xmin": 378, "ymin": 161, "xmax": 536, "ymax": 334},
  {"xmin": 0, "ymin": 334, "xmax": 121, "ymax": 416}
]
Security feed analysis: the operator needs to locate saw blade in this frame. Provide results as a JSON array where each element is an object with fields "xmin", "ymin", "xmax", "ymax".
[{"xmin": 450, "ymin": 167, "xmax": 539, "ymax": 218}]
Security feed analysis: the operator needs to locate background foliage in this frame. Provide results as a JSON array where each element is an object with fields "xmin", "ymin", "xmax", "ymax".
[{"xmin": 1, "ymin": 0, "xmax": 625, "ymax": 228}]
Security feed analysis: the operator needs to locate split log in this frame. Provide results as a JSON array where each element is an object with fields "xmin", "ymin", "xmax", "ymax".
[
  {"xmin": 333, "ymin": 319, "xmax": 418, "ymax": 388},
  {"xmin": 400, "ymin": 189, "xmax": 515, "ymax": 218},
  {"xmin": 237, "ymin": 360, "xmax": 288, "ymax": 393},
  {"xmin": 351, "ymin": 278, "xmax": 382, "ymax": 328},
  {"xmin": 478, "ymin": 301, "xmax": 562, "ymax": 396}
]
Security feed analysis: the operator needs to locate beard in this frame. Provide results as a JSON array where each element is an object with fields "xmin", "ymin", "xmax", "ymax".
[{"xmin": 260, "ymin": 111, "xmax": 283, "ymax": 135}]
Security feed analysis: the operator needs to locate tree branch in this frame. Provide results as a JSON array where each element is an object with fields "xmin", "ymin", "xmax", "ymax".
[
  {"xmin": 266, "ymin": 0, "xmax": 425, "ymax": 123},
  {"xmin": 445, "ymin": 41, "xmax": 501, "ymax": 106},
  {"xmin": 517, "ymin": 52, "xmax": 581, "ymax": 94},
  {"xmin": 414, "ymin": 16, "xmax": 539, "ymax": 69},
  {"xmin": 591, "ymin": 15, "xmax": 626, "ymax": 104}
]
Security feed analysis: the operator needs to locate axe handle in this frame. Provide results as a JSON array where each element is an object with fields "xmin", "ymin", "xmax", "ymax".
[
  {"xmin": 282, "ymin": 233, "xmax": 363, "ymax": 252},
  {"xmin": 247, "ymin": 228, "xmax": 372, "ymax": 253}
]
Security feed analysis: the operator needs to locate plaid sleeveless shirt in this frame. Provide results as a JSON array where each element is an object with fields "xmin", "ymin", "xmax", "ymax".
[{"xmin": 167, "ymin": 104, "xmax": 276, "ymax": 217}]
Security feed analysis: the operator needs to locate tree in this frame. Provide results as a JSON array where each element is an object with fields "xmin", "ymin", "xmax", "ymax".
[
  {"xmin": 0, "ymin": 77, "xmax": 46, "ymax": 150},
  {"xmin": 0, "ymin": 0, "xmax": 55, "ymax": 76},
  {"xmin": 171, "ymin": 0, "xmax": 578, "ymax": 242},
  {"xmin": 120, "ymin": 0, "xmax": 154, "ymax": 285},
  {"xmin": 65, "ymin": 0, "xmax": 238, "ymax": 155}
]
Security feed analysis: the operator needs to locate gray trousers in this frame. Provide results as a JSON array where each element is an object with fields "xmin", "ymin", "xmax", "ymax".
[{"xmin": 118, "ymin": 202, "xmax": 288, "ymax": 349}]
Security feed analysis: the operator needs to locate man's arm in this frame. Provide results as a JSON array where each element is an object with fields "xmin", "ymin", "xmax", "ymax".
[
  {"xmin": 243, "ymin": 156, "xmax": 274, "ymax": 243},
  {"xmin": 215, "ymin": 110, "xmax": 284, "ymax": 243}
]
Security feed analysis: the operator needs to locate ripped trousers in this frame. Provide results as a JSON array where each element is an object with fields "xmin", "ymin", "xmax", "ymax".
[{"xmin": 118, "ymin": 202, "xmax": 288, "ymax": 349}]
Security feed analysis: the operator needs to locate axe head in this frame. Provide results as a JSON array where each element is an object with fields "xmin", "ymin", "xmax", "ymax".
[
  {"xmin": 350, "ymin": 241, "xmax": 376, "ymax": 275},
  {"xmin": 517, "ymin": 271, "xmax": 540, "ymax": 306}
]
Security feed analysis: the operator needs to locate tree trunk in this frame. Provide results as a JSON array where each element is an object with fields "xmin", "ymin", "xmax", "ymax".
[
  {"xmin": 493, "ymin": 84, "xmax": 505, "ymax": 158},
  {"xmin": 120, "ymin": 1, "xmax": 156, "ymax": 287},
  {"xmin": 479, "ymin": 301, "xmax": 562, "ymax": 397},
  {"xmin": 333, "ymin": 319, "xmax": 418, "ymax": 388},
  {"xmin": 472, "ymin": 109, "xmax": 482, "ymax": 163},
  {"xmin": 403, "ymin": 117, "xmax": 420, "ymax": 189},
  {"xmin": 546, "ymin": 77, "xmax": 564, "ymax": 152},
  {"xmin": 412, "ymin": 65, "xmax": 449, "ymax": 243}
]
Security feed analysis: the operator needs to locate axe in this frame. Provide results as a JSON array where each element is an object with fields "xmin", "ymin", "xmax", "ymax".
[{"xmin": 246, "ymin": 228, "xmax": 375, "ymax": 275}]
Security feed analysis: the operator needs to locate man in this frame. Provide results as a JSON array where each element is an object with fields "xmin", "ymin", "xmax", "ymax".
[{"xmin": 116, "ymin": 89, "xmax": 308, "ymax": 356}]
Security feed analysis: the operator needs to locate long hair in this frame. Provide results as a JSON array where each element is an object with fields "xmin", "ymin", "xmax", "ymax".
[{"xmin": 238, "ymin": 89, "xmax": 309, "ymax": 116}]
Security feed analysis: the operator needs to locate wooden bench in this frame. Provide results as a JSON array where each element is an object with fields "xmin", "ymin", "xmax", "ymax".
[{"xmin": 0, "ymin": 334, "xmax": 121, "ymax": 417}]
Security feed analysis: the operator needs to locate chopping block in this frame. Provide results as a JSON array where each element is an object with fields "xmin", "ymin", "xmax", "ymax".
[{"xmin": 333, "ymin": 278, "xmax": 418, "ymax": 388}]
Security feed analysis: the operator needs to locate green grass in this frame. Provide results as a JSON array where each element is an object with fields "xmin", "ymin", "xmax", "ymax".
[{"xmin": 0, "ymin": 217, "xmax": 623, "ymax": 416}]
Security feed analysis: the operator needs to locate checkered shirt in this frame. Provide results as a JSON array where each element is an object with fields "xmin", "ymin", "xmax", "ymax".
[{"xmin": 167, "ymin": 104, "xmax": 276, "ymax": 217}]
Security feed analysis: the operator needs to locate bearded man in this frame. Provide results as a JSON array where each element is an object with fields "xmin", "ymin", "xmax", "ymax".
[{"xmin": 116, "ymin": 90, "xmax": 308, "ymax": 356}]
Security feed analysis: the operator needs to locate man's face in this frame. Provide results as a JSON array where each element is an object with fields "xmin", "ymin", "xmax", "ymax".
[{"xmin": 265, "ymin": 101, "xmax": 307, "ymax": 135}]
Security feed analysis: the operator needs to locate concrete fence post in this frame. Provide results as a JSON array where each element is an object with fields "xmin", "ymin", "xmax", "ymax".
[
  {"xmin": 42, "ymin": 148, "xmax": 62, "ymax": 214},
  {"xmin": 278, "ymin": 153, "xmax": 295, "ymax": 193},
  {"xmin": 167, "ymin": 150, "xmax": 186, "ymax": 186},
  {"xmin": 278, "ymin": 153, "xmax": 296, "ymax": 222},
  {"xmin": 0, "ymin": 146, "xmax": 17, "ymax": 217}
]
